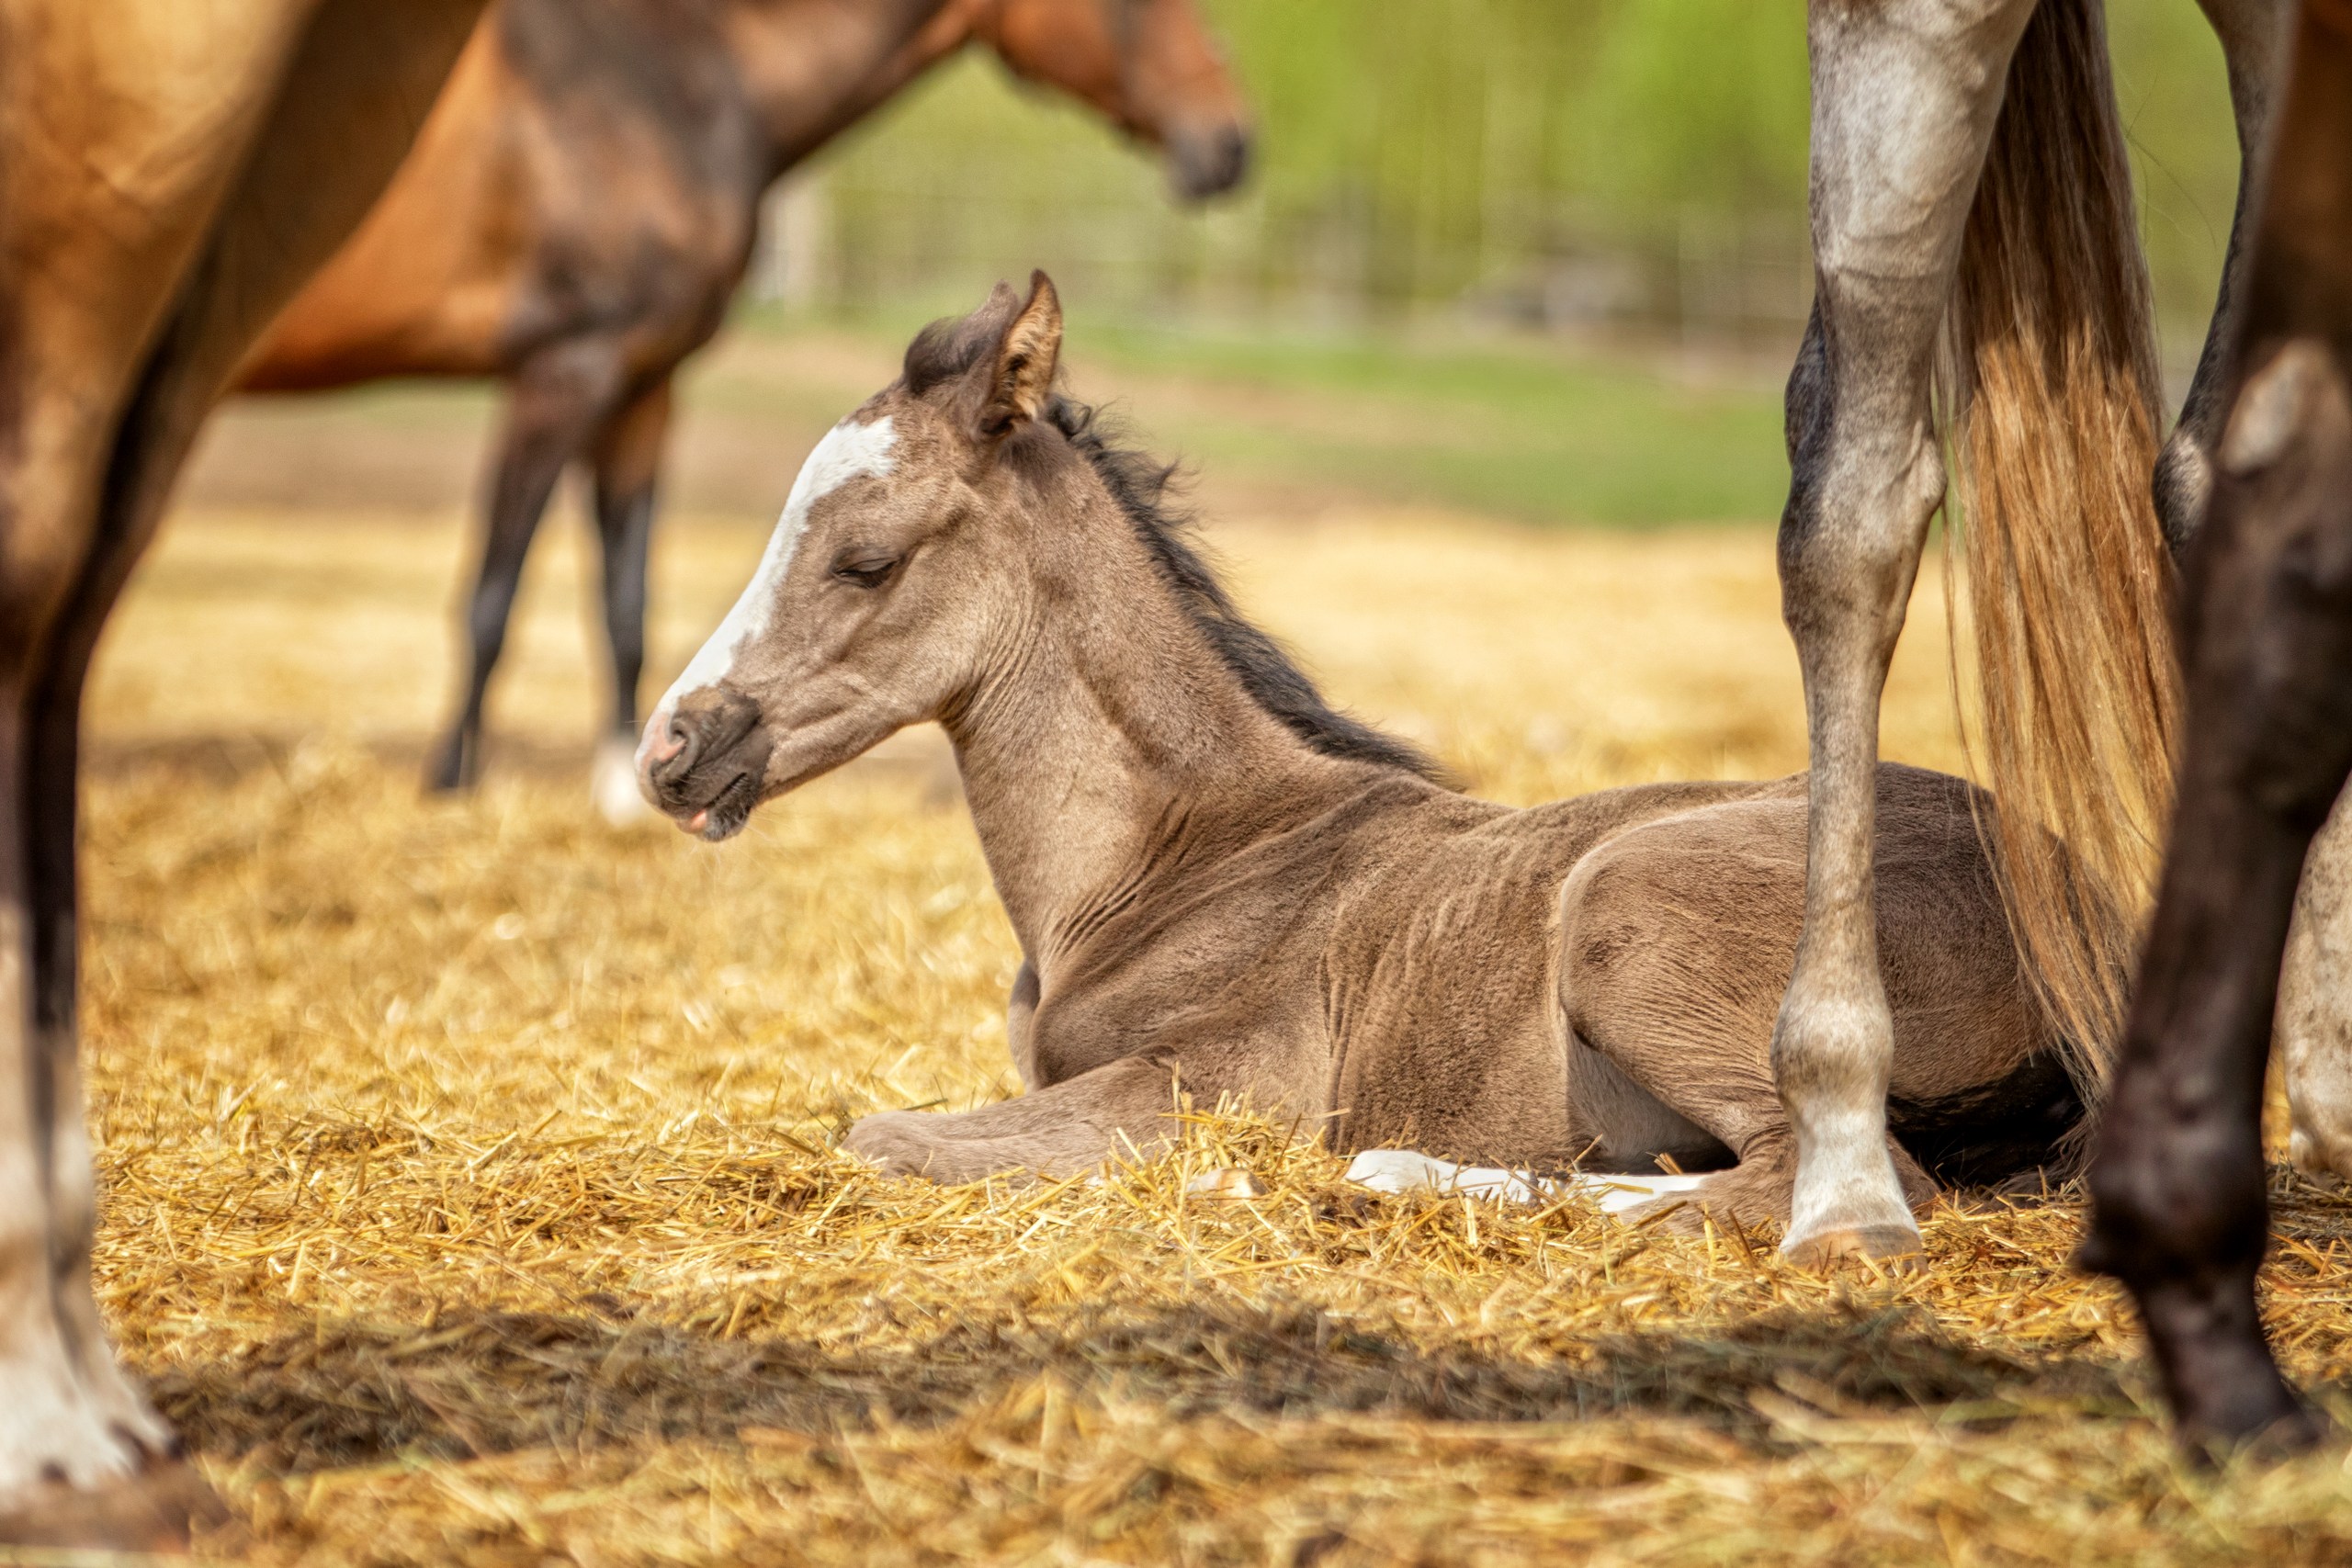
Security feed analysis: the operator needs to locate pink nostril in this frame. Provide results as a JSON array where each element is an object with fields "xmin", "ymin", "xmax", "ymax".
[{"xmin": 649, "ymin": 728, "xmax": 684, "ymax": 762}]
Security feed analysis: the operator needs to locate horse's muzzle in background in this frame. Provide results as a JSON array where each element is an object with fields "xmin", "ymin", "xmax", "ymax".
[
  {"xmin": 643, "ymin": 687, "xmax": 775, "ymax": 840},
  {"xmin": 1167, "ymin": 121, "xmax": 1250, "ymax": 201}
]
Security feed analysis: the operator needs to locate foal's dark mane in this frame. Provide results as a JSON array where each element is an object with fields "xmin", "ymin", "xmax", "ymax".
[
  {"xmin": 903, "ymin": 310, "xmax": 1437, "ymax": 779},
  {"xmin": 1046, "ymin": 397, "xmax": 1442, "ymax": 779}
]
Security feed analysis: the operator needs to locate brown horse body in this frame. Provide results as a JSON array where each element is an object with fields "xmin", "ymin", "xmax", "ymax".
[
  {"xmin": 235, "ymin": 0, "xmax": 1249, "ymax": 809},
  {"xmin": 639, "ymin": 281, "xmax": 2088, "ymax": 1224},
  {"xmin": 0, "ymin": 0, "xmax": 489, "ymax": 1541}
]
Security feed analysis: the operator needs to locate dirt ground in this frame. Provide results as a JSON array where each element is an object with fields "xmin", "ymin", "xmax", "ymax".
[{"xmin": 79, "ymin": 479, "xmax": 2352, "ymax": 1563}]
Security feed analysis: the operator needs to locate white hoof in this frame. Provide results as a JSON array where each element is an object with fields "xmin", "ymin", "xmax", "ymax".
[{"xmin": 592, "ymin": 737, "xmax": 651, "ymax": 827}]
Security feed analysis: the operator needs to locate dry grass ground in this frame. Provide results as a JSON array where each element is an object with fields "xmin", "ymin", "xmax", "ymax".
[{"xmin": 78, "ymin": 501, "xmax": 2352, "ymax": 1565}]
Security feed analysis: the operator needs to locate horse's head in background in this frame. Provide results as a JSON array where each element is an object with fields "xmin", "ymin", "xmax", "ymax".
[
  {"xmin": 638, "ymin": 274, "xmax": 1078, "ymax": 839},
  {"xmin": 976, "ymin": 0, "xmax": 1251, "ymax": 200}
]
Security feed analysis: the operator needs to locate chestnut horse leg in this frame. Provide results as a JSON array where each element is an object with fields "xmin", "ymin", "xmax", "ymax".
[
  {"xmin": 2083, "ymin": 0, "xmax": 2352, "ymax": 1446},
  {"xmin": 0, "ymin": 0, "xmax": 485, "ymax": 1536},
  {"xmin": 587, "ymin": 377, "xmax": 672, "ymax": 825},
  {"xmin": 428, "ymin": 340, "xmax": 628, "ymax": 793},
  {"xmin": 1770, "ymin": 0, "xmax": 2033, "ymax": 1264}
]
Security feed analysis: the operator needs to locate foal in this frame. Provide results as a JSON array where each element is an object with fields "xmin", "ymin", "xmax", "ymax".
[{"xmin": 640, "ymin": 279, "xmax": 2092, "ymax": 1224}]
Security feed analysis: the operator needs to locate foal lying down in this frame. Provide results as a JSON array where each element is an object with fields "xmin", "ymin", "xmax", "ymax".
[{"xmin": 638, "ymin": 276, "xmax": 2098, "ymax": 1242}]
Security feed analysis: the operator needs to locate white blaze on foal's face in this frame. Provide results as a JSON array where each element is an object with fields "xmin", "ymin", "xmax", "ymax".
[{"xmin": 636, "ymin": 415, "xmax": 898, "ymax": 774}]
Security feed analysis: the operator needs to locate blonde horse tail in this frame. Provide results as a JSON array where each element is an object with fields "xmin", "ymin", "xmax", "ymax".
[{"xmin": 1941, "ymin": 0, "xmax": 2177, "ymax": 1114}]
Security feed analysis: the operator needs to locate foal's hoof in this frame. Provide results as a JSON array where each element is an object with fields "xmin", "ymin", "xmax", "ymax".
[
  {"xmin": 1781, "ymin": 1223, "xmax": 1924, "ymax": 1272},
  {"xmin": 0, "ymin": 1458, "xmax": 229, "ymax": 1551},
  {"xmin": 842, "ymin": 1112, "xmax": 938, "ymax": 1179}
]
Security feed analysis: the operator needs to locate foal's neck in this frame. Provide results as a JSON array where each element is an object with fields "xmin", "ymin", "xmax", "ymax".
[{"xmin": 945, "ymin": 494, "xmax": 1366, "ymax": 975}]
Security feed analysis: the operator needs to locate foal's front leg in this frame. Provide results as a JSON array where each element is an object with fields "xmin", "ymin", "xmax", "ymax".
[
  {"xmin": 842, "ymin": 1053, "xmax": 1190, "ymax": 1183},
  {"xmin": 1772, "ymin": 0, "xmax": 2031, "ymax": 1263}
]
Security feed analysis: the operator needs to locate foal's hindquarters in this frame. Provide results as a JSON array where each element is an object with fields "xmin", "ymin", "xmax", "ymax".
[{"xmin": 1549, "ymin": 767, "xmax": 2079, "ymax": 1233}]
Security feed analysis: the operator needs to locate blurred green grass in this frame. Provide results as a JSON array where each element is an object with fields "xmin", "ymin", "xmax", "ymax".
[
  {"xmin": 715, "ymin": 307, "xmax": 1790, "ymax": 527},
  {"xmin": 207, "ymin": 313, "xmax": 1792, "ymax": 530},
  {"xmin": 1073, "ymin": 320, "xmax": 1788, "ymax": 526}
]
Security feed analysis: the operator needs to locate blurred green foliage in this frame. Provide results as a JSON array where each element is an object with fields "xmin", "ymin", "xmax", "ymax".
[{"xmin": 803, "ymin": 0, "xmax": 2238, "ymax": 353}]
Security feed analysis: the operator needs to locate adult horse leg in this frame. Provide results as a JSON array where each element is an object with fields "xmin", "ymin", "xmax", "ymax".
[
  {"xmin": 427, "ymin": 340, "xmax": 628, "ymax": 793},
  {"xmin": 2154, "ymin": 0, "xmax": 2292, "ymax": 547},
  {"xmin": 2081, "ymin": 341, "xmax": 2351, "ymax": 1448},
  {"xmin": 0, "ymin": 0, "xmax": 486, "ymax": 1536},
  {"xmin": 1771, "ymin": 0, "xmax": 2033, "ymax": 1264},
  {"xmin": 587, "ymin": 376, "xmax": 672, "ymax": 825},
  {"xmin": 2083, "ymin": 0, "xmax": 2352, "ymax": 1448},
  {"xmin": 2149, "ymin": 0, "xmax": 2352, "ymax": 1188}
]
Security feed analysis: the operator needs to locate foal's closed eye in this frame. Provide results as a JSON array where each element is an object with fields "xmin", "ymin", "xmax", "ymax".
[{"xmin": 831, "ymin": 552, "xmax": 902, "ymax": 589}]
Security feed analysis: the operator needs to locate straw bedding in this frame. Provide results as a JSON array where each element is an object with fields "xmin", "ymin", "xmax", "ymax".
[{"xmin": 75, "ymin": 506, "xmax": 2352, "ymax": 1564}]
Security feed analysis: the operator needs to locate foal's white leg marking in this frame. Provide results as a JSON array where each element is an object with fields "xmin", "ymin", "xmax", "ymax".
[
  {"xmin": 1773, "ymin": 0, "xmax": 2034, "ymax": 1261},
  {"xmin": 1342, "ymin": 1149, "xmax": 1713, "ymax": 1217},
  {"xmin": 634, "ymin": 415, "xmax": 898, "ymax": 773},
  {"xmin": 2281, "ymin": 796, "xmax": 2352, "ymax": 1182}
]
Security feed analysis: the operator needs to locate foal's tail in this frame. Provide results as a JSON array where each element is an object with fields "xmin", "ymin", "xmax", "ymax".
[{"xmin": 1940, "ymin": 0, "xmax": 2177, "ymax": 1110}]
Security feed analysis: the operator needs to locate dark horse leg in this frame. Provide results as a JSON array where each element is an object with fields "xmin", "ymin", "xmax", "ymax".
[
  {"xmin": 428, "ymin": 339, "xmax": 627, "ymax": 793},
  {"xmin": 2154, "ymin": 0, "xmax": 2292, "ymax": 549},
  {"xmin": 587, "ymin": 376, "xmax": 672, "ymax": 823},
  {"xmin": 2081, "ymin": 0, "xmax": 2352, "ymax": 1450}
]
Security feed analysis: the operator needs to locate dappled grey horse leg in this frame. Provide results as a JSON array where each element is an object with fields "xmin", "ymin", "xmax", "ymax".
[
  {"xmin": 587, "ymin": 376, "xmax": 672, "ymax": 824},
  {"xmin": 1771, "ymin": 0, "xmax": 2032, "ymax": 1264},
  {"xmin": 2085, "ymin": 342, "xmax": 2352, "ymax": 1450},
  {"xmin": 842, "ymin": 1054, "xmax": 1189, "ymax": 1183},
  {"xmin": 428, "ymin": 339, "xmax": 628, "ymax": 794}
]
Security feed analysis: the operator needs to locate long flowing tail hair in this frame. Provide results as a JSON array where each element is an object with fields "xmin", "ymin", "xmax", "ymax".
[{"xmin": 1939, "ymin": 0, "xmax": 2177, "ymax": 1112}]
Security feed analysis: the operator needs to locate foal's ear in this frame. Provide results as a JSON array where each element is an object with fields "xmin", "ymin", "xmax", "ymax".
[{"xmin": 976, "ymin": 272, "xmax": 1062, "ymax": 442}]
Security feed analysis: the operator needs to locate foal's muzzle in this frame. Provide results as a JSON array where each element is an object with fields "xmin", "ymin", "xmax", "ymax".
[{"xmin": 642, "ymin": 687, "xmax": 774, "ymax": 841}]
